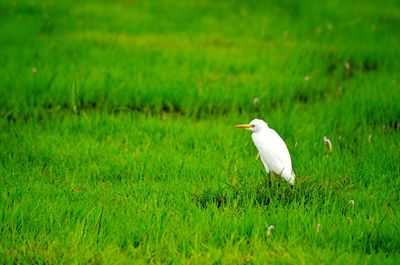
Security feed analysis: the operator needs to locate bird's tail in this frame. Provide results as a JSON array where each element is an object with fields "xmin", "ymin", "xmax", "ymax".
[{"xmin": 288, "ymin": 171, "xmax": 296, "ymax": 185}]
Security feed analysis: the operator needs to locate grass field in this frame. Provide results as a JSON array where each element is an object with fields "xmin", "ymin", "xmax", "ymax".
[{"xmin": 1, "ymin": 0, "xmax": 400, "ymax": 264}]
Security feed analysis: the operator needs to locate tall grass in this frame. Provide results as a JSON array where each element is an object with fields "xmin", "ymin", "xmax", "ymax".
[{"xmin": 1, "ymin": 0, "xmax": 399, "ymax": 263}]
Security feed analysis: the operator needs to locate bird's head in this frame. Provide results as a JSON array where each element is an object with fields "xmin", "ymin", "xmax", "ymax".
[{"xmin": 235, "ymin": 119, "xmax": 268, "ymax": 133}]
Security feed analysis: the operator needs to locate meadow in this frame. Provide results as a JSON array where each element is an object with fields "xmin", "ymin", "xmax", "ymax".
[{"xmin": 1, "ymin": 0, "xmax": 400, "ymax": 264}]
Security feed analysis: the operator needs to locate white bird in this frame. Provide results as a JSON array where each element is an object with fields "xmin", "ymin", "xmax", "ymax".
[{"xmin": 235, "ymin": 119, "xmax": 296, "ymax": 185}]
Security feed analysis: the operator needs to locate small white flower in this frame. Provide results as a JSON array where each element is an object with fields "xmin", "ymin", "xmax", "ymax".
[
  {"xmin": 253, "ymin": 97, "xmax": 260, "ymax": 106},
  {"xmin": 266, "ymin": 225, "xmax": 275, "ymax": 238},
  {"xmin": 323, "ymin": 136, "xmax": 332, "ymax": 152}
]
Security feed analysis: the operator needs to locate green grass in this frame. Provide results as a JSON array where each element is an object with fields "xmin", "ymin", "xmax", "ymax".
[{"xmin": 1, "ymin": 0, "xmax": 400, "ymax": 264}]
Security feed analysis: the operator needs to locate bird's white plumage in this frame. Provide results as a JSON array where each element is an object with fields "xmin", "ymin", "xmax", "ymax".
[{"xmin": 238, "ymin": 119, "xmax": 295, "ymax": 185}]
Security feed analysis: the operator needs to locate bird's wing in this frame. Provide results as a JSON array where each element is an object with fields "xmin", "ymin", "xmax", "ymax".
[
  {"xmin": 252, "ymin": 129, "xmax": 292, "ymax": 174},
  {"xmin": 268, "ymin": 129, "xmax": 292, "ymax": 167}
]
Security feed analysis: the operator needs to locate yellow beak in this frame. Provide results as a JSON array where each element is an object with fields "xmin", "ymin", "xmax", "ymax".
[{"xmin": 234, "ymin": 124, "xmax": 254, "ymax": 129}]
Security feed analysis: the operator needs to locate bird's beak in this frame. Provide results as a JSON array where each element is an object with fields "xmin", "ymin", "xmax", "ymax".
[{"xmin": 234, "ymin": 124, "xmax": 254, "ymax": 129}]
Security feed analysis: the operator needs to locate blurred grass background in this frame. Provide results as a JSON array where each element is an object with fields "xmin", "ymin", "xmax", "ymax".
[
  {"xmin": 1, "ymin": 0, "xmax": 399, "ymax": 119},
  {"xmin": 0, "ymin": 0, "xmax": 399, "ymax": 264}
]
